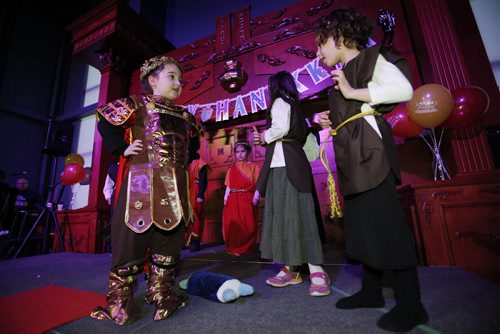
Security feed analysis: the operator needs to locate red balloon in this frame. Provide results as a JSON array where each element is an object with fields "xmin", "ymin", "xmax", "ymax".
[
  {"xmin": 60, "ymin": 163, "xmax": 86, "ymax": 186},
  {"xmin": 384, "ymin": 103, "xmax": 423, "ymax": 138},
  {"xmin": 441, "ymin": 86, "xmax": 490, "ymax": 129}
]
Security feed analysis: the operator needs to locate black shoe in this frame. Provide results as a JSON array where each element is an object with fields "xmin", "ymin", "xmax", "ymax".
[
  {"xmin": 378, "ymin": 267, "xmax": 429, "ymax": 332},
  {"xmin": 377, "ymin": 302, "xmax": 429, "ymax": 332},
  {"xmin": 336, "ymin": 291, "xmax": 385, "ymax": 309},
  {"xmin": 189, "ymin": 239, "xmax": 200, "ymax": 252}
]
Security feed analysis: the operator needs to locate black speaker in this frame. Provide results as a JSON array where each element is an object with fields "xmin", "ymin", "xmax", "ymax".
[{"xmin": 42, "ymin": 119, "xmax": 74, "ymax": 156}]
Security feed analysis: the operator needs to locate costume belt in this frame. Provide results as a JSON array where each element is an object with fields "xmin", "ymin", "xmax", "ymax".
[
  {"xmin": 278, "ymin": 138, "xmax": 299, "ymax": 144},
  {"xmin": 230, "ymin": 189, "xmax": 251, "ymax": 193},
  {"xmin": 320, "ymin": 110, "xmax": 381, "ymax": 219}
]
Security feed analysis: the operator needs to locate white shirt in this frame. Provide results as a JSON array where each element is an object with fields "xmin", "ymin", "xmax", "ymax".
[
  {"xmin": 102, "ymin": 175, "xmax": 115, "ymax": 202},
  {"xmin": 264, "ymin": 98, "xmax": 290, "ymax": 168},
  {"xmin": 361, "ymin": 54, "xmax": 414, "ymax": 138}
]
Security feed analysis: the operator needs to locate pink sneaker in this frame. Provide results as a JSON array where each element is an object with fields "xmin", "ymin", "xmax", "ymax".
[
  {"xmin": 309, "ymin": 271, "xmax": 331, "ymax": 296},
  {"xmin": 266, "ymin": 267, "xmax": 302, "ymax": 287}
]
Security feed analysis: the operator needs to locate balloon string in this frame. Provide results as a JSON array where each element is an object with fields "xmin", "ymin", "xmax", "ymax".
[
  {"xmin": 419, "ymin": 133, "xmax": 434, "ymax": 152},
  {"xmin": 420, "ymin": 129, "xmax": 450, "ymax": 181},
  {"xmin": 437, "ymin": 127, "xmax": 444, "ymax": 148},
  {"xmin": 430, "ymin": 128, "xmax": 437, "ymax": 148}
]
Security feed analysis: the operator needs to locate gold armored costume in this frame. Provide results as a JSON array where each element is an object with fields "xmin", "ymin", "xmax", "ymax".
[
  {"xmin": 97, "ymin": 94, "xmax": 201, "ymax": 233},
  {"xmin": 91, "ymin": 55, "xmax": 202, "ymax": 326}
]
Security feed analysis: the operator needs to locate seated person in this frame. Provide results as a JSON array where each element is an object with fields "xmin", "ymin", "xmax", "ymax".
[
  {"xmin": 9, "ymin": 177, "xmax": 43, "ymax": 237},
  {"xmin": 12, "ymin": 178, "xmax": 43, "ymax": 212}
]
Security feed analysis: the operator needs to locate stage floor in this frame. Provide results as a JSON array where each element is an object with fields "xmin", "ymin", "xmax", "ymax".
[{"xmin": 0, "ymin": 243, "xmax": 498, "ymax": 333}]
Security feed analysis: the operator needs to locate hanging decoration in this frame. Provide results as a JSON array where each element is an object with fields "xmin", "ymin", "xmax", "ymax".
[{"xmin": 218, "ymin": 59, "xmax": 248, "ymax": 93}]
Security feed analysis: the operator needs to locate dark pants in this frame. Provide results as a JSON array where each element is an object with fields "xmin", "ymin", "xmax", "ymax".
[{"xmin": 110, "ymin": 180, "xmax": 185, "ymax": 271}]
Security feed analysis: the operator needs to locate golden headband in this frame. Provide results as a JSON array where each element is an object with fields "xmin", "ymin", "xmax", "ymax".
[
  {"xmin": 234, "ymin": 141, "xmax": 251, "ymax": 151},
  {"xmin": 139, "ymin": 55, "xmax": 182, "ymax": 80}
]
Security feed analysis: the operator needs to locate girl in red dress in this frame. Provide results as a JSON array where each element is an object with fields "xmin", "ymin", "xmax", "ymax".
[{"xmin": 222, "ymin": 141, "xmax": 260, "ymax": 255}]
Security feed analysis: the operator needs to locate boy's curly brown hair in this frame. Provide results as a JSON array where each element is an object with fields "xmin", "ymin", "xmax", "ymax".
[{"xmin": 314, "ymin": 7, "xmax": 373, "ymax": 50}]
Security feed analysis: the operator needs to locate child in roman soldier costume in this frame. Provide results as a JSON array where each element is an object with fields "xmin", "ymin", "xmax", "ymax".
[{"xmin": 90, "ymin": 55, "xmax": 202, "ymax": 325}]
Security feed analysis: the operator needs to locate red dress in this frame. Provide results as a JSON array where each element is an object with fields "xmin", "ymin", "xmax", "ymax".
[{"xmin": 222, "ymin": 161, "xmax": 260, "ymax": 255}]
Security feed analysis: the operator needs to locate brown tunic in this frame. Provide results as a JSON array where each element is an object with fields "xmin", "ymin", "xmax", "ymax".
[{"xmin": 328, "ymin": 45, "xmax": 401, "ymax": 196}]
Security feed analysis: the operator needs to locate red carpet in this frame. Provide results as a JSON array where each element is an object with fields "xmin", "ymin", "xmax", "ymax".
[{"xmin": 0, "ymin": 285, "xmax": 106, "ymax": 334}]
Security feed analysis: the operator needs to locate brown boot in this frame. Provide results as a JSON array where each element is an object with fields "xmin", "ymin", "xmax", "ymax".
[
  {"xmin": 90, "ymin": 265, "xmax": 142, "ymax": 325},
  {"xmin": 145, "ymin": 254, "xmax": 187, "ymax": 320}
]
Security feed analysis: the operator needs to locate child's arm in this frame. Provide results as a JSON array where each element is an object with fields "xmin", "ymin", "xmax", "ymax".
[
  {"xmin": 223, "ymin": 186, "xmax": 230, "ymax": 206},
  {"xmin": 97, "ymin": 118, "xmax": 130, "ymax": 156},
  {"xmin": 263, "ymin": 98, "xmax": 291, "ymax": 144},
  {"xmin": 367, "ymin": 55, "xmax": 413, "ymax": 105},
  {"xmin": 331, "ymin": 69, "xmax": 372, "ymax": 102},
  {"xmin": 197, "ymin": 165, "xmax": 208, "ymax": 203},
  {"xmin": 331, "ymin": 55, "xmax": 413, "ymax": 105}
]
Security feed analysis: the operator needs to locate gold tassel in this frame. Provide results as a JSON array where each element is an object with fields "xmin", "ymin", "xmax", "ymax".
[
  {"xmin": 319, "ymin": 138, "xmax": 343, "ymax": 219},
  {"xmin": 318, "ymin": 110, "xmax": 381, "ymax": 219}
]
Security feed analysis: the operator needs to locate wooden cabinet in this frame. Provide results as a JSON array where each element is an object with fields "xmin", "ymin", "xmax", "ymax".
[
  {"xmin": 53, "ymin": 209, "xmax": 109, "ymax": 253},
  {"xmin": 398, "ymin": 173, "xmax": 500, "ymax": 284}
]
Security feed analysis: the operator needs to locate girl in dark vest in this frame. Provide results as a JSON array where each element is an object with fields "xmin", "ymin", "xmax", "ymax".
[
  {"xmin": 254, "ymin": 71, "xmax": 330, "ymax": 297},
  {"xmin": 315, "ymin": 7, "xmax": 428, "ymax": 332}
]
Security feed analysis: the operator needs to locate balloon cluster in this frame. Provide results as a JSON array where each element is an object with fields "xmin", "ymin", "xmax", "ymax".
[
  {"xmin": 60, "ymin": 153, "xmax": 91, "ymax": 186},
  {"xmin": 384, "ymin": 84, "xmax": 489, "ymax": 181},
  {"xmin": 385, "ymin": 85, "xmax": 489, "ymax": 138}
]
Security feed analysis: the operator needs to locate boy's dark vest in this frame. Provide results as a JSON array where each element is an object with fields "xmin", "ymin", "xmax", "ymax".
[
  {"xmin": 328, "ymin": 45, "xmax": 401, "ymax": 196},
  {"xmin": 256, "ymin": 98, "xmax": 312, "ymax": 194}
]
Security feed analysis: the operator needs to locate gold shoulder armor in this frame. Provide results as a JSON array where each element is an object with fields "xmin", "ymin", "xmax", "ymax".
[{"xmin": 96, "ymin": 96, "xmax": 142, "ymax": 126}]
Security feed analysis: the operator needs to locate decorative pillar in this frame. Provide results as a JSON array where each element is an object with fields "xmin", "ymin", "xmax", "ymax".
[
  {"xmin": 85, "ymin": 48, "xmax": 129, "ymax": 211},
  {"xmin": 405, "ymin": 0, "xmax": 496, "ymax": 175}
]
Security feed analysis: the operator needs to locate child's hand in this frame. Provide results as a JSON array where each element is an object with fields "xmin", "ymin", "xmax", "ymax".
[
  {"xmin": 317, "ymin": 111, "xmax": 332, "ymax": 129},
  {"xmin": 252, "ymin": 190, "xmax": 260, "ymax": 206},
  {"xmin": 252, "ymin": 126, "xmax": 265, "ymax": 146},
  {"xmin": 331, "ymin": 69, "xmax": 354, "ymax": 99},
  {"xmin": 196, "ymin": 197, "xmax": 204, "ymax": 204},
  {"xmin": 223, "ymin": 196, "xmax": 228, "ymax": 206},
  {"xmin": 124, "ymin": 140, "xmax": 143, "ymax": 157},
  {"xmin": 252, "ymin": 131, "xmax": 263, "ymax": 146}
]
